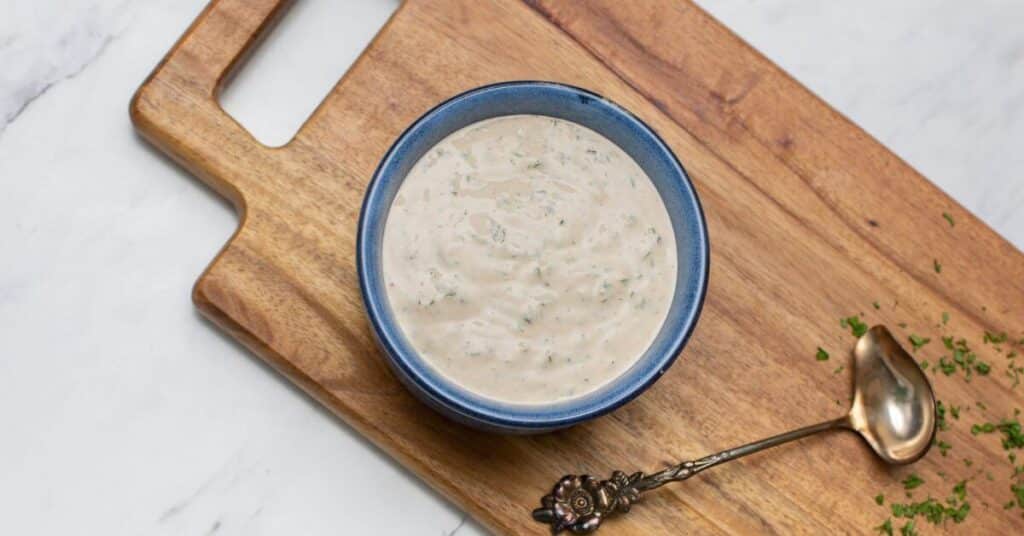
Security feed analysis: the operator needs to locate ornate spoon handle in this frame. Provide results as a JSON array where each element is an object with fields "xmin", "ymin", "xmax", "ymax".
[{"xmin": 532, "ymin": 417, "xmax": 847, "ymax": 534}]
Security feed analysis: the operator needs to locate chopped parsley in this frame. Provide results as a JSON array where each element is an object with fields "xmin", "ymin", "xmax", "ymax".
[
  {"xmin": 947, "ymin": 501, "xmax": 970, "ymax": 523},
  {"xmin": 1012, "ymin": 482, "xmax": 1024, "ymax": 509},
  {"xmin": 971, "ymin": 417, "xmax": 1024, "ymax": 449},
  {"xmin": 933, "ymin": 259, "xmax": 942, "ymax": 274},
  {"xmin": 888, "ymin": 481, "xmax": 972, "ymax": 526},
  {"xmin": 816, "ymin": 347, "xmax": 830, "ymax": 361},
  {"xmin": 1007, "ymin": 361, "xmax": 1024, "ymax": 388},
  {"xmin": 937, "ymin": 337, "xmax": 991, "ymax": 380},
  {"xmin": 984, "ymin": 331, "xmax": 1008, "ymax": 345},
  {"xmin": 942, "ymin": 212, "xmax": 955, "ymax": 227},
  {"xmin": 873, "ymin": 301, "xmax": 881, "ymax": 310},
  {"xmin": 936, "ymin": 440, "xmax": 951, "ymax": 456},
  {"xmin": 891, "ymin": 498, "xmax": 939, "ymax": 521},
  {"xmin": 876, "ymin": 493, "xmax": 885, "ymax": 506},
  {"xmin": 941, "ymin": 312, "xmax": 949, "ymax": 325},
  {"xmin": 902, "ymin": 473, "xmax": 925, "ymax": 491},
  {"xmin": 900, "ymin": 520, "xmax": 917, "ymax": 536},
  {"xmin": 936, "ymin": 400, "xmax": 949, "ymax": 431},
  {"xmin": 842, "ymin": 315, "xmax": 869, "ymax": 338},
  {"xmin": 953, "ymin": 480, "xmax": 967, "ymax": 502},
  {"xmin": 938, "ymin": 356, "xmax": 958, "ymax": 375},
  {"xmin": 908, "ymin": 334, "xmax": 930, "ymax": 352},
  {"xmin": 876, "ymin": 518, "xmax": 893, "ymax": 536},
  {"xmin": 972, "ymin": 422, "xmax": 996, "ymax": 435}
]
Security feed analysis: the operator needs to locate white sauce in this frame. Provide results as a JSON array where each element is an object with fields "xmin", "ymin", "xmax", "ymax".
[{"xmin": 382, "ymin": 115, "xmax": 676, "ymax": 404}]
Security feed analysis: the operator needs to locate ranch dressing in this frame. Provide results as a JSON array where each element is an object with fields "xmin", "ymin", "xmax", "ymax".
[{"xmin": 382, "ymin": 115, "xmax": 677, "ymax": 404}]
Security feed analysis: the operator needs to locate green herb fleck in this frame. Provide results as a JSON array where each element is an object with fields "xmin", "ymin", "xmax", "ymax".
[
  {"xmin": 873, "ymin": 301, "xmax": 881, "ymax": 310},
  {"xmin": 816, "ymin": 347, "xmax": 830, "ymax": 361},
  {"xmin": 936, "ymin": 440, "xmax": 951, "ymax": 456},
  {"xmin": 942, "ymin": 212, "xmax": 955, "ymax": 227},
  {"xmin": 842, "ymin": 315, "xmax": 868, "ymax": 338},
  {"xmin": 935, "ymin": 336, "xmax": 990, "ymax": 380},
  {"xmin": 900, "ymin": 520, "xmax": 917, "ymax": 536},
  {"xmin": 972, "ymin": 417, "xmax": 1024, "ymax": 448},
  {"xmin": 941, "ymin": 312, "xmax": 949, "ymax": 325},
  {"xmin": 984, "ymin": 331, "xmax": 1008, "ymax": 345},
  {"xmin": 876, "ymin": 518, "xmax": 894, "ymax": 536},
  {"xmin": 888, "ymin": 481, "xmax": 972, "ymax": 527},
  {"xmin": 971, "ymin": 422, "xmax": 996, "ymax": 435},
  {"xmin": 933, "ymin": 259, "xmax": 942, "ymax": 273},
  {"xmin": 936, "ymin": 400, "xmax": 949, "ymax": 431},
  {"xmin": 953, "ymin": 480, "xmax": 967, "ymax": 502},
  {"xmin": 947, "ymin": 501, "xmax": 970, "ymax": 523},
  {"xmin": 1008, "ymin": 362, "xmax": 1024, "ymax": 388},
  {"xmin": 908, "ymin": 334, "xmax": 930, "ymax": 352},
  {"xmin": 1012, "ymin": 482, "xmax": 1024, "ymax": 509},
  {"xmin": 876, "ymin": 493, "xmax": 885, "ymax": 506},
  {"xmin": 902, "ymin": 473, "xmax": 924, "ymax": 491}
]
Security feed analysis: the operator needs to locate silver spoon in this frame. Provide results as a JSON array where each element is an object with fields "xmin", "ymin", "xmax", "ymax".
[{"xmin": 532, "ymin": 325, "xmax": 936, "ymax": 534}]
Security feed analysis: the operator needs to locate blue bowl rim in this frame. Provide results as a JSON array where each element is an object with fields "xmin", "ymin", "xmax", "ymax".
[{"xmin": 356, "ymin": 80, "xmax": 709, "ymax": 430}]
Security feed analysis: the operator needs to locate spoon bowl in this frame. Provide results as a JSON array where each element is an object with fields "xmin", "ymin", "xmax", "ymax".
[{"xmin": 848, "ymin": 325, "xmax": 937, "ymax": 464}]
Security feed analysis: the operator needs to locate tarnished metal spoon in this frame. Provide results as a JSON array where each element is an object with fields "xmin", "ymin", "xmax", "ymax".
[{"xmin": 532, "ymin": 325, "xmax": 936, "ymax": 534}]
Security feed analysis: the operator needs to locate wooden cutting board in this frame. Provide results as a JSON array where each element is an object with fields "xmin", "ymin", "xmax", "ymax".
[{"xmin": 132, "ymin": 0, "xmax": 1024, "ymax": 533}]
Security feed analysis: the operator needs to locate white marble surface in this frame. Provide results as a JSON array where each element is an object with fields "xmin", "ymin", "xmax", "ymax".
[{"xmin": 1, "ymin": 1, "xmax": 1021, "ymax": 534}]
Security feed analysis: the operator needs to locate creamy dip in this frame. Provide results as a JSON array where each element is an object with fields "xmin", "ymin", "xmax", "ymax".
[{"xmin": 382, "ymin": 114, "xmax": 677, "ymax": 404}]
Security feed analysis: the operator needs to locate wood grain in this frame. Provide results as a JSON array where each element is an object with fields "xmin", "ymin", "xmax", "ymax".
[{"xmin": 131, "ymin": 0, "xmax": 1024, "ymax": 533}]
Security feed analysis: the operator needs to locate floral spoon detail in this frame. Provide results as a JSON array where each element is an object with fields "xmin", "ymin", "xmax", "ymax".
[{"xmin": 532, "ymin": 325, "xmax": 936, "ymax": 533}]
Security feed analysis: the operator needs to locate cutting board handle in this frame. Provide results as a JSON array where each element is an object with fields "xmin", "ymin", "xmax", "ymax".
[
  {"xmin": 168, "ymin": 0, "xmax": 290, "ymax": 98},
  {"xmin": 131, "ymin": 0, "xmax": 291, "ymax": 207}
]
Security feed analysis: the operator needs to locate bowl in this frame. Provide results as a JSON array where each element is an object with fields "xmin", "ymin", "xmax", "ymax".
[{"xmin": 357, "ymin": 81, "xmax": 708, "ymax": 433}]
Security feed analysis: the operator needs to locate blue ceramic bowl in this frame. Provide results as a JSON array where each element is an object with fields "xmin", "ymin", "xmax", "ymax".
[{"xmin": 357, "ymin": 81, "xmax": 708, "ymax": 433}]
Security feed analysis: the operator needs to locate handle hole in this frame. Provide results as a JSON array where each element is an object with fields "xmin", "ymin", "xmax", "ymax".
[{"xmin": 218, "ymin": 0, "xmax": 399, "ymax": 147}]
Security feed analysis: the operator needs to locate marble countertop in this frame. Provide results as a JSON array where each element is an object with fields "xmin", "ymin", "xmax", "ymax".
[{"xmin": 1, "ymin": 1, "xmax": 1020, "ymax": 534}]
